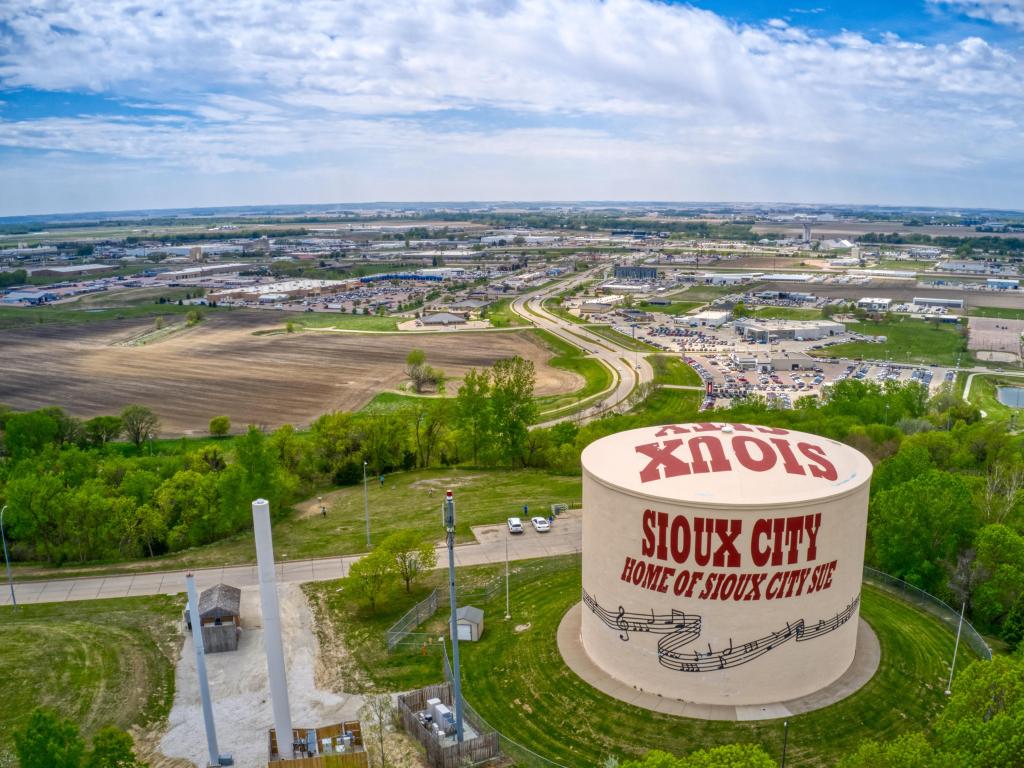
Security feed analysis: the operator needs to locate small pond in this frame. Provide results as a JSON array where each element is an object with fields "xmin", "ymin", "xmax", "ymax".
[{"xmin": 996, "ymin": 386, "xmax": 1024, "ymax": 408}]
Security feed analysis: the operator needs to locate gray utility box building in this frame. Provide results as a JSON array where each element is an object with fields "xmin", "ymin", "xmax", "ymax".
[
  {"xmin": 184, "ymin": 583, "xmax": 242, "ymax": 653},
  {"xmin": 455, "ymin": 606, "xmax": 484, "ymax": 642}
]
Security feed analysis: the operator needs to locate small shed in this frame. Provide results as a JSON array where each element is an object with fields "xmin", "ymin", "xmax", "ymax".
[
  {"xmin": 455, "ymin": 606, "xmax": 484, "ymax": 642},
  {"xmin": 184, "ymin": 583, "xmax": 242, "ymax": 653}
]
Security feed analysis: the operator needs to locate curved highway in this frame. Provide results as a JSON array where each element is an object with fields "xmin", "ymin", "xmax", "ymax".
[{"xmin": 511, "ymin": 272, "xmax": 655, "ymax": 426}]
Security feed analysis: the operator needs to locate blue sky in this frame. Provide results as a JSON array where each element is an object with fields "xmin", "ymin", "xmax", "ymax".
[{"xmin": 1, "ymin": 0, "xmax": 1022, "ymax": 215}]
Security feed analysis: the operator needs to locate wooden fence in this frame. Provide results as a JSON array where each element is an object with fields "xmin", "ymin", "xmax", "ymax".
[
  {"xmin": 398, "ymin": 683, "xmax": 500, "ymax": 768},
  {"xmin": 272, "ymin": 753, "xmax": 367, "ymax": 768}
]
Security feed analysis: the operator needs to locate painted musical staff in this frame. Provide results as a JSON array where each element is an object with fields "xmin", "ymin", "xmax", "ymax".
[
  {"xmin": 796, "ymin": 595, "xmax": 859, "ymax": 642},
  {"xmin": 583, "ymin": 588, "xmax": 861, "ymax": 674}
]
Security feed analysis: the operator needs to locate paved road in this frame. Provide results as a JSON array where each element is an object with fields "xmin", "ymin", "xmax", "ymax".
[
  {"xmin": 512, "ymin": 272, "xmax": 655, "ymax": 426},
  {"xmin": 0, "ymin": 515, "xmax": 582, "ymax": 606}
]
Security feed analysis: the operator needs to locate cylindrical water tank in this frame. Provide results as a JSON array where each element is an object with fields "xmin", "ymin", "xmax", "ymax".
[{"xmin": 580, "ymin": 422, "xmax": 873, "ymax": 705}]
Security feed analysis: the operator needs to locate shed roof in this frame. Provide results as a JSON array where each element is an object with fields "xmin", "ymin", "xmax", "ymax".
[
  {"xmin": 198, "ymin": 583, "xmax": 241, "ymax": 619},
  {"xmin": 422, "ymin": 312, "xmax": 466, "ymax": 324},
  {"xmin": 456, "ymin": 605, "xmax": 484, "ymax": 624}
]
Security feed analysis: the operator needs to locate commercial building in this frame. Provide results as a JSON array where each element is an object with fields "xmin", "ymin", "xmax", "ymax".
[
  {"xmin": 580, "ymin": 295, "xmax": 625, "ymax": 313},
  {"xmin": 690, "ymin": 310, "xmax": 731, "ymax": 328},
  {"xmin": 912, "ymin": 297, "xmax": 965, "ymax": 309},
  {"xmin": 420, "ymin": 312, "xmax": 467, "ymax": 326},
  {"xmin": 614, "ymin": 265, "xmax": 658, "ymax": 280},
  {"xmin": 857, "ymin": 297, "xmax": 892, "ymax": 312},
  {"xmin": 987, "ymin": 278, "xmax": 1020, "ymax": 290},
  {"xmin": 578, "ymin": 423, "xmax": 873, "ymax": 705},
  {"xmin": 156, "ymin": 262, "xmax": 248, "ymax": 281},
  {"xmin": 735, "ymin": 318, "xmax": 845, "ymax": 343}
]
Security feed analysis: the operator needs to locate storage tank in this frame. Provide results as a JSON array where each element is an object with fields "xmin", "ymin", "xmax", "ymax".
[{"xmin": 580, "ymin": 422, "xmax": 873, "ymax": 706}]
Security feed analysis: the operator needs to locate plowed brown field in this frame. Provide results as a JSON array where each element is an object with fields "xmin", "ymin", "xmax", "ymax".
[{"xmin": 0, "ymin": 311, "xmax": 580, "ymax": 435}]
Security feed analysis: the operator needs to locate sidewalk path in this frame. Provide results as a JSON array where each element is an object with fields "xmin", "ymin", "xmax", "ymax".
[{"xmin": 0, "ymin": 516, "xmax": 582, "ymax": 606}]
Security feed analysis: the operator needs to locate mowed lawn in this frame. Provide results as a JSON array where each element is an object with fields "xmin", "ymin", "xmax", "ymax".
[
  {"xmin": 533, "ymin": 329, "xmax": 614, "ymax": 414},
  {"xmin": 0, "ymin": 596, "xmax": 183, "ymax": 768},
  {"xmin": 328, "ymin": 555, "xmax": 976, "ymax": 767},
  {"xmin": 753, "ymin": 307, "xmax": 823, "ymax": 320},
  {"xmin": 648, "ymin": 354, "xmax": 702, "ymax": 386},
  {"xmin": 290, "ymin": 312, "xmax": 400, "ymax": 331},
  {"xmin": 812, "ymin": 318, "xmax": 968, "ymax": 366}
]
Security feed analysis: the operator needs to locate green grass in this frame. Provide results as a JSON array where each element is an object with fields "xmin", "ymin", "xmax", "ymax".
[
  {"xmin": 542, "ymin": 298, "xmax": 587, "ymax": 325},
  {"xmin": 314, "ymin": 555, "xmax": 977, "ymax": 767},
  {"xmin": 811, "ymin": 318, "xmax": 968, "ymax": 366},
  {"xmin": 358, "ymin": 391, "xmax": 449, "ymax": 413},
  {"xmin": 532, "ymin": 330, "xmax": 614, "ymax": 414},
  {"xmin": 753, "ymin": 307, "xmax": 823, "ymax": 320},
  {"xmin": 0, "ymin": 302, "xmax": 222, "ymax": 330},
  {"xmin": 647, "ymin": 354, "xmax": 702, "ymax": 386},
  {"xmin": 485, "ymin": 298, "xmax": 528, "ymax": 328},
  {"xmin": 968, "ymin": 306, "xmax": 1024, "ymax": 321},
  {"xmin": 0, "ymin": 595, "xmax": 183, "ymax": 768},
  {"xmin": 14, "ymin": 468, "xmax": 583, "ymax": 580},
  {"xmin": 964, "ymin": 374, "xmax": 1024, "ymax": 420},
  {"xmin": 586, "ymin": 325, "xmax": 660, "ymax": 352},
  {"xmin": 289, "ymin": 312, "xmax": 400, "ymax": 331},
  {"xmin": 641, "ymin": 300, "xmax": 703, "ymax": 315}
]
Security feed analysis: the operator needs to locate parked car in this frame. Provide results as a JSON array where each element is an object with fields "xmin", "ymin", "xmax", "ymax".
[
  {"xmin": 507, "ymin": 517, "xmax": 524, "ymax": 534},
  {"xmin": 531, "ymin": 517, "xmax": 551, "ymax": 533}
]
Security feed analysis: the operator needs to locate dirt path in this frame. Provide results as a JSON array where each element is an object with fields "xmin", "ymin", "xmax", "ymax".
[{"xmin": 158, "ymin": 584, "xmax": 365, "ymax": 768}]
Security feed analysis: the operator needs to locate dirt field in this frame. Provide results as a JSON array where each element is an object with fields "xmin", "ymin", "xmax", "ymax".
[
  {"xmin": 968, "ymin": 316, "xmax": 1024, "ymax": 361},
  {"xmin": 0, "ymin": 311, "xmax": 581, "ymax": 435},
  {"xmin": 753, "ymin": 221, "xmax": 1022, "ymax": 240}
]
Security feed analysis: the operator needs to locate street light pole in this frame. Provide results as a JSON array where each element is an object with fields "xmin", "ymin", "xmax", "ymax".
[
  {"xmin": 946, "ymin": 602, "xmax": 966, "ymax": 696},
  {"xmin": 505, "ymin": 534, "xmax": 511, "ymax": 620},
  {"xmin": 1, "ymin": 505, "xmax": 16, "ymax": 609},
  {"xmin": 363, "ymin": 461, "xmax": 371, "ymax": 549},
  {"xmin": 781, "ymin": 720, "xmax": 789, "ymax": 768}
]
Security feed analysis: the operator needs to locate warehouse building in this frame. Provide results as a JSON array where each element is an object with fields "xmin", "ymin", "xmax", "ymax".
[
  {"xmin": 735, "ymin": 318, "xmax": 845, "ymax": 342},
  {"xmin": 912, "ymin": 297, "xmax": 965, "ymax": 309}
]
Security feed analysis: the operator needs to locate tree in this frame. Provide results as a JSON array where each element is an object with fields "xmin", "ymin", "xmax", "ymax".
[
  {"xmin": 359, "ymin": 693, "xmax": 395, "ymax": 768},
  {"xmin": 837, "ymin": 733, "xmax": 950, "ymax": 768},
  {"xmin": 404, "ymin": 349, "xmax": 445, "ymax": 393},
  {"xmin": 208, "ymin": 415, "xmax": 231, "ymax": 437},
  {"xmin": 84, "ymin": 416, "xmax": 122, "ymax": 447},
  {"xmin": 347, "ymin": 548, "xmax": 397, "ymax": 611},
  {"xmin": 456, "ymin": 368, "xmax": 492, "ymax": 464},
  {"xmin": 732, "ymin": 301, "xmax": 751, "ymax": 318},
  {"xmin": 936, "ymin": 653, "xmax": 1024, "ymax": 766},
  {"xmin": 868, "ymin": 469, "xmax": 978, "ymax": 592},
  {"xmin": 383, "ymin": 530, "xmax": 438, "ymax": 593},
  {"xmin": 13, "ymin": 708, "xmax": 86, "ymax": 768},
  {"xmin": 619, "ymin": 744, "xmax": 775, "ymax": 768},
  {"xmin": 120, "ymin": 405, "xmax": 160, "ymax": 449},
  {"xmin": 84, "ymin": 726, "xmax": 147, "ymax": 768},
  {"xmin": 971, "ymin": 524, "xmax": 1024, "ymax": 630},
  {"xmin": 489, "ymin": 356, "xmax": 537, "ymax": 466},
  {"xmin": 408, "ymin": 400, "xmax": 451, "ymax": 468},
  {"xmin": 2, "ymin": 410, "xmax": 59, "ymax": 459}
]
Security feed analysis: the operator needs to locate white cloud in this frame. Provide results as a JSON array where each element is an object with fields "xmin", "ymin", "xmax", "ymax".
[
  {"xmin": 0, "ymin": 0, "xmax": 1021, "ymax": 212},
  {"xmin": 930, "ymin": 1, "xmax": 1024, "ymax": 28}
]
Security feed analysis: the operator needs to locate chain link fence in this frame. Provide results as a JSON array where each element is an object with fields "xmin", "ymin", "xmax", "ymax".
[
  {"xmin": 386, "ymin": 589, "xmax": 439, "ymax": 652},
  {"xmin": 862, "ymin": 566, "xmax": 992, "ymax": 660}
]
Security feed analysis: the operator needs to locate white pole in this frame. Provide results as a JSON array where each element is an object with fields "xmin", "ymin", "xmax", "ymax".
[
  {"xmin": 186, "ymin": 573, "xmax": 220, "ymax": 768},
  {"xmin": 252, "ymin": 499, "xmax": 293, "ymax": 757},
  {"xmin": 505, "ymin": 534, "xmax": 511, "ymax": 620},
  {"xmin": 946, "ymin": 602, "xmax": 966, "ymax": 695}
]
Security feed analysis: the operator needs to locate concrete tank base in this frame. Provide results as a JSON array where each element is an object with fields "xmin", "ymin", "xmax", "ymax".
[{"xmin": 557, "ymin": 602, "xmax": 880, "ymax": 721}]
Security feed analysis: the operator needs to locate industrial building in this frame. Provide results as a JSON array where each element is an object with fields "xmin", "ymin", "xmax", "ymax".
[
  {"xmin": 735, "ymin": 318, "xmax": 845, "ymax": 343},
  {"xmin": 156, "ymin": 262, "xmax": 248, "ymax": 281},
  {"xmin": 580, "ymin": 295, "xmax": 625, "ymax": 313},
  {"xmin": 211, "ymin": 278, "xmax": 357, "ymax": 302},
  {"xmin": 578, "ymin": 423, "xmax": 873, "ymax": 706},
  {"xmin": 689, "ymin": 310, "xmax": 731, "ymax": 328},
  {"xmin": 987, "ymin": 278, "xmax": 1020, "ymax": 290},
  {"xmin": 29, "ymin": 263, "xmax": 112, "ymax": 277}
]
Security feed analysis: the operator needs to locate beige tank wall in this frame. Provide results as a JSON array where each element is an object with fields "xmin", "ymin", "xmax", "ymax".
[{"xmin": 580, "ymin": 470, "xmax": 870, "ymax": 706}]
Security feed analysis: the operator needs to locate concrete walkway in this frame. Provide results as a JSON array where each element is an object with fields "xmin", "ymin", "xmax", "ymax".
[
  {"xmin": 556, "ymin": 602, "xmax": 880, "ymax": 721},
  {"xmin": 0, "ymin": 515, "xmax": 583, "ymax": 606}
]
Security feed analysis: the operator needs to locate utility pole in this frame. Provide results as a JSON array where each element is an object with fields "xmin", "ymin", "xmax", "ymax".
[
  {"xmin": 185, "ymin": 573, "xmax": 220, "ymax": 768},
  {"xmin": 363, "ymin": 461, "xmax": 371, "ymax": 549},
  {"xmin": 1, "ymin": 505, "xmax": 16, "ymax": 609},
  {"xmin": 946, "ymin": 602, "xmax": 966, "ymax": 696},
  {"xmin": 442, "ymin": 490, "xmax": 465, "ymax": 742}
]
